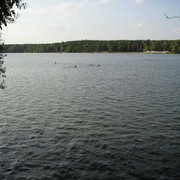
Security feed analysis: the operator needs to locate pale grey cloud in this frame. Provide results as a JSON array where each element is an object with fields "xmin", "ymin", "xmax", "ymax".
[
  {"xmin": 173, "ymin": 27, "xmax": 180, "ymax": 33},
  {"xmin": 135, "ymin": 0, "xmax": 145, "ymax": 4},
  {"xmin": 23, "ymin": 2, "xmax": 83, "ymax": 18},
  {"xmin": 98, "ymin": 0, "xmax": 113, "ymax": 4},
  {"xmin": 137, "ymin": 22, "xmax": 144, "ymax": 28},
  {"xmin": 83, "ymin": 0, "xmax": 113, "ymax": 5}
]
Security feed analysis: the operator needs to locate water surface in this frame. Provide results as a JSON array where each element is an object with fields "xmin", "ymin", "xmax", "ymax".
[{"xmin": 0, "ymin": 53, "xmax": 180, "ymax": 179}]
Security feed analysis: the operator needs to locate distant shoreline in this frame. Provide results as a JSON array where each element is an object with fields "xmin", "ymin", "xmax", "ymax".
[
  {"xmin": 3, "ymin": 39, "xmax": 180, "ymax": 54},
  {"xmin": 4, "ymin": 51, "xmax": 175, "ymax": 54},
  {"xmin": 143, "ymin": 51, "xmax": 171, "ymax": 54},
  {"xmin": 2, "ymin": 51, "xmax": 173, "ymax": 54}
]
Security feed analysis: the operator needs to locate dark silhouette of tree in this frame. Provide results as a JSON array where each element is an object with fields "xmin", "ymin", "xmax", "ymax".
[
  {"xmin": 0, "ymin": 0, "xmax": 26, "ymax": 89},
  {"xmin": 0, "ymin": 0, "xmax": 26, "ymax": 29},
  {"xmin": 0, "ymin": 53, "xmax": 6, "ymax": 89},
  {"xmin": 0, "ymin": 37, "xmax": 6, "ymax": 89}
]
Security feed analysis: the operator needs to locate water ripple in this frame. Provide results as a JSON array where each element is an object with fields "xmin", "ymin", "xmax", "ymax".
[{"xmin": 0, "ymin": 53, "xmax": 180, "ymax": 179}]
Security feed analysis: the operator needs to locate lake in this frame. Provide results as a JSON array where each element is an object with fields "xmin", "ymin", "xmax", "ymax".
[{"xmin": 0, "ymin": 53, "xmax": 180, "ymax": 179}]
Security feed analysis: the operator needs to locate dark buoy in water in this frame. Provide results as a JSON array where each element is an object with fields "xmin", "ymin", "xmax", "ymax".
[
  {"xmin": 98, "ymin": 64, "xmax": 100, "ymax": 67},
  {"xmin": 75, "ymin": 65, "xmax": 77, "ymax": 68}
]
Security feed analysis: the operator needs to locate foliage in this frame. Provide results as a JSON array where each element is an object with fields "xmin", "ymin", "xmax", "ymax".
[
  {"xmin": 0, "ymin": 0, "xmax": 26, "ymax": 29},
  {"xmin": 0, "ymin": 47, "xmax": 6, "ymax": 89},
  {"xmin": 3, "ymin": 40, "xmax": 180, "ymax": 53}
]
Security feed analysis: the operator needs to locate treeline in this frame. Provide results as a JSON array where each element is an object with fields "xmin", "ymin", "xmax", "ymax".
[{"xmin": 3, "ymin": 40, "xmax": 180, "ymax": 53}]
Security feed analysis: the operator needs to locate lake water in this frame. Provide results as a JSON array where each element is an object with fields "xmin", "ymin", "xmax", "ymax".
[{"xmin": 0, "ymin": 53, "xmax": 180, "ymax": 179}]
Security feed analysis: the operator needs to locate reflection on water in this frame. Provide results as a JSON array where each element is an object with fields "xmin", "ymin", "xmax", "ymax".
[{"xmin": 0, "ymin": 53, "xmax": 180, "ymax": 179}]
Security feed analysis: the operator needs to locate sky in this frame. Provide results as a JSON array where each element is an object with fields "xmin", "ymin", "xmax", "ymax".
[{"xmin": 1, "ymin": 0, "xmax": 180, "ymax": 44}]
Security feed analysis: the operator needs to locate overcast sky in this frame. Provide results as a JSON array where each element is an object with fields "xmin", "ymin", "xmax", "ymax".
[{"xmin": 1, "ymin": 0, "xmax": 180, "ymax": 44}]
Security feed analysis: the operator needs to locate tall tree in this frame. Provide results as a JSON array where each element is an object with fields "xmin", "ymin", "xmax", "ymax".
[
  {"xmin": 0, "ymin": 54, "xmax": 6, "ymax": 89},
  {"xmin": 0, "ymin": 0, "xmax": 26, "ymax": 89}
]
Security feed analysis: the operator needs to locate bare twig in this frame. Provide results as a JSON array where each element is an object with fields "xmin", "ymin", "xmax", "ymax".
[{"xmin": 164, "ymin": 13, "xmax": 180, "ymax": 20}]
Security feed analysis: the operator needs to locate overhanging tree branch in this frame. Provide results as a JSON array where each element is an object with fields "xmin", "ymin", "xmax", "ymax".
[
  {"xmin": 164, "ymin": 13, "xmax": 180, "ymax": 21},
  {"xmin": 0, "ymin": 0, "xmax": 27, "ymax": 29}
]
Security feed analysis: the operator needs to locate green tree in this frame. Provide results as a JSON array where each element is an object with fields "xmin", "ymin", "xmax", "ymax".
[
  {"xmin": 0, "ymin": 45, "xmax": 6, "ymax": 89},
  {"xmin": 0, "ymin": 0, "xmax": 26, "ymax": 89},
  {"xmin": 0, "ymin": 0, "xmax": 26, "ymax": 29},
  {"xmin": 171, "ymin": 42, "xmax": 179, "ymax": 53}
]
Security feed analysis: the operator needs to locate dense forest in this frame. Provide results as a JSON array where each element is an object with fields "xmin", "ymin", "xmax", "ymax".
[{"xmin": 3, "ymin": 40, "xmax": 180, "ymax": 53}]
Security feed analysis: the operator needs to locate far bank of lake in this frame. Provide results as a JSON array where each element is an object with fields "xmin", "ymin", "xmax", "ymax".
[{"xmin": 3, "ymin": 39, "xmax": 180, "ymax": 53}]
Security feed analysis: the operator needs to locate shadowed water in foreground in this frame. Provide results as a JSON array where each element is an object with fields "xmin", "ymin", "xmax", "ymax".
[{"xmin": 0, "ymin": 53, "xmax": 180, "ymax": 179}]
